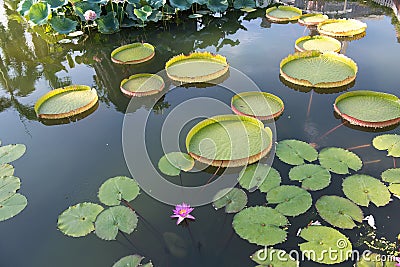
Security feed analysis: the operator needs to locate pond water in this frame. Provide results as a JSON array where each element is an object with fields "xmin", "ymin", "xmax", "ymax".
[{"xmin": 0, "ymin": 0, "xmax": 400, "ymax": 266}]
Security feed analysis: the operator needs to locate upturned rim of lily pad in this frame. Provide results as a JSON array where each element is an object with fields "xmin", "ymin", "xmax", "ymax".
[
  {"xmin": 334, "ymin": 90, "xmax": 400, "ymax": 128},
  {"xmin": 265, "ymin": 5, "xmax": 302, "ymax": 22},
  {"xmin": 295, "ymin": 35, "xmax": 342, "ymax": 53},
  {"xmin": 34, "ymin": 85, "xmax": 98, "ymax": 119},
  {"xmin": 231, "ymin": 91, "xmax": 284, "ymax": 120},
  {"xmin": 165, "ymin": 51, "xmax": 229, "ymax": 83},
  {"xmin": 120, "ymin": 73, "xmax": 165, "ymax": 97},
  {"xmin": 317, "ymin": 19, "xmax": 367, "ymax": 37},
  {"xmin": 298, "ymin": 13, "xmax": 329, "ymax": 26},
  {"xmin": 111, "ymin": 43, "xmax": 155, "ymax": 64}
]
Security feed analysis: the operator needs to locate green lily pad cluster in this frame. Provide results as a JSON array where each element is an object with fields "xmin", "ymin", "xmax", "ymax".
[
  {"xmin": 113, "ymin": 254, "xmax": 153, "ymax": 267},
  {"xmin": 57, "ymin": 176, "xmax": 140, "ymax": 240},
  {"xmin": 0, "ymin": 141, "xmax": 28, "ymax": 222}
]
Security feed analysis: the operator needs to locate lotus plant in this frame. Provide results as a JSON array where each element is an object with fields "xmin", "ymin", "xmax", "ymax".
[
  {"xmin": 84, "ymin": 10, "xmax": 97, "ymax": 21},
  {"xmin": 171, "ymin": 203, "xmax": 195, "ymax": 225}
]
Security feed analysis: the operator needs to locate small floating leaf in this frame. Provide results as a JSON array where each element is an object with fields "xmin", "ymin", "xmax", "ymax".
[
  {"xmin": 388, "ymin": 184, "xmax": 400, "ymax": 196},
  {"xmin": 373, "ymin": 134, "xmax": 400, "ymax": 157},
  {"xmin": 98, "ymin": 176, "xmax": 140, "ymax": 206},
  {"xmin": 289, "ymin": 164, "xmax": 331, "ymax": 191},
  {"xmin": 318, "ymin": 147, "xmax": 362, "ymax": 174},
  {"xmin": 238, "ymin": 164, "xmax": 281, "ymax": 192},
  {"xmin": 342, "ymin": 174, "xmax": 391, "ymax": 207},
  {"xmin": 95, "ymin": 206, "xmax": 138, "ymax": 240},
  {"xmin": 212, "ymin": 188, "xmax": 247, "ymax": 213},
  {"xmin": 57, "ymin": 202, "xmax": 104, "ymax": 237},
  {"xmin": 299, "ymin": 225, "xmax": 352, "ymax": 264},
  {"xmin": 0, "ymin": 176, "xmax": 21, "ymax": 202},
  {"xmin": 316, "ymin": 195, "xmax": 363, "ymax": 229},
  {"xmin": 276, "ymin": 139, "xmax": 318, "ymax": 165},
  {"xmin": 113, "ymin": 255, "xmax": 153, "ymax": 267},
  {"xmin": 251, "ymin": 248, "xmax": 299, "ymax": 267},
  {"xmin": 233, "ymin": 206, "xmax": 288, "ymax": 246},
  {"xmin": 158, "ymin": 152, "xmax": 194, "ymax": 176},
  {"xmin": 0, "ymin": 164, "xmax": 14, "ymax": 177},
  {"xmin": 266, "ymin": 185, "xmax": 312, "ymax": 216},
  {"xmin": 49, "ymin": 16, "xmax": 78, "ymax": 34},
  {"xmin": 0, "ymin": 193, "xmax": 27, "ymax": 221},
  {"xmin": 381, "ymin": 168, "xmax": 400, "ymax": 183},
  {"xmin": 0, "ymin": 144, "xmax": 26, "ymax": 164}
]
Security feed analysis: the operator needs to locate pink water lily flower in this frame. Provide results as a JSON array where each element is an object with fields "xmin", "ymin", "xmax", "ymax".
[
  {"xmin": 395, "ymin": 257, "xmax": 400, "ymax": 267},
  {"xmin": 84, "ymin": 10, "xmax": 97, "ymax": 21},
  {"xmin": 171, "ymin": 203, "xmax": 195, "ymax": 225}
]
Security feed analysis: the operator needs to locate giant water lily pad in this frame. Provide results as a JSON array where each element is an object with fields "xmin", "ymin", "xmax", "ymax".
[
  {"xmin": 316, "ymin": 195, "xmax": 363, "ymax": 229},
  {"xmin": 120, "ymin": 73, "xmax": 164, "ymax": 97},
  {"xmin": 113, "ymin": 255, "xmax": 153, "ymax": 267},
  {"xmin": 0, "ymin": 193, "xmax": 27, "ymax": 221},
  {"xmin": 295, "ymin": 35, "xmax": 341, "ymax": 53},
  {"xmin": 266, "ymin": 185, "xmax": 312, "ymax": 216},
  {"xmin": 280, "ymin": 51, "xmax": 357, "ymax": 88},
  {"xmin": 212, "ymin": 188, "xmax": 247, "ymax": 213},
  {"xmin": 0, "ymin": 144, "xmax": 26, "ymax": 164},
  {"xmin": 186, "ymin": 115, "xmax": 273, "ymax": 167},
  {"xmin": 49, "ymin": 16, "xmax": 78, "ymax": 34},
  {"xmin": 265, "ymin": 6, "xmax": 302, "ymax": 22},
  {"xmin": 232, "ymin": 206, "xmax": 288, "ymax": 246},
  {"xmin": 381, "ymin": 168, "xmax": 400, "ymax": 183},
  {"xmin": 372, "ymin": 134, "xmax": 400, "ymax": 157},
  {"xmin": 111, "ymin": 43, "xmax": 155, "ymax": 64},
  {"xmin": 57, "ymin": 202, "xmax": 104, "ymax": 237},
  {"xmin": 318, "ymin": 147, "xmax": 362, "ymax": 174},
  {"xmin": 334, "ymin": 91, "xmax": 400, "ymax": 128},
  {"xmin": 318, "ymin": 19, "xmax": 367, "ymax": 37},
  {"xmin": 299, "ymin": 226, "xmax": 352, "ymax": 264},
  {"xmin": 251, "ymin": 248, "xmax": 299, "ymax": 267},
  {"xmin": 158, "ymin": 152, "xmax": 194, "ymax": 176},
  {"xmin": 342, "ymin": 174, "xmax": 391, "ymax": 207},
  {"xmin": 288, "ymin": 164, "xmax": 331, "ymax": 191},
  {"xmin": 165, "ymin": 52, "xmax": 229, "ymax": 83},
  {"xmin": 34, "ymin": 85, "xmax": 98, "ymax": 119},
  {"xmin": 276, "ymin": 139, "xmax": 318, "ymax": 165},
  {"xmin": 95, "ymin": 206, "xmax": 138, "ymax": 240},
  {"xmin": 231, "ymin": 92, "xmax": 284, "ymax": 120},
  {"xmin": 298, "ymin": 13, "xmax": 328, "ymax": 26},
  {"xmin": 238, "ymin": 164, "xmax": 281, "ymax": 192},
  {"xmin": 98, "ymin": 176, "xmax": 140, "ymax": 206},
  {"xmin": 0, "ymin": 164, "xmax": 14, "ymax": 177},
  {"xmin": 0, "ymin": 176, "xmax": 21, "ymax": 202}
]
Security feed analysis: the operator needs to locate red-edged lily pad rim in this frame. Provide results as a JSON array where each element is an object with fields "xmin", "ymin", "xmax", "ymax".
[{"xmin": 111, "ymin": 43, "xmax": 155, "ymax": 64}]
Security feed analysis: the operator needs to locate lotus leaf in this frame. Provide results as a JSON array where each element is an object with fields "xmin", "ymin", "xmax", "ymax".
[
  {"xmin": 98, "ymin": 176, "xmax": 140, "ymax": 206},
  {"xmin": 113, "ymin": 255, "xmax": 153, "ymax": 267},
  {"xmin": 318, "ymin": 19, "xmax": 367, "ymax": 37},
  {"xmin": 186, "ymin": 115, "xmax": 273, "ymax": 167},
  {"xmin": 95, "ymin": 206, "xmax": 138, "ymax": 240},
  {"xmin": 74, "ymin": 2, "xmax": 101, "ymax": 21},
  {"xmin": 188, "ymin": 14, "xmax": 203, "ymax": 18},
  {"xmin": 316, "ymin": 195, "xmax": 363, "ymax": 229},
  {"xmin": 241, "ymin": 7, "xmax": 256, "ymax": 12},
  {"xmin": 231, "ymin": 92, "xmax": 284, "ymax": 120},
  {"xmin": 299, "ymin": 225, "xmax": 352, "ymax": 264},
  {"xmin": 276, "ymin": 139, "xmax": 318, "ymax": 165},
  {"xmin": 134, "ymin": 5, "xmax": 152, "ymax": 21},
  {"xmin": 342, "ymin": 174, "xmax": 391, "ymax": 207},
  {"xmin": 207, "ymin": 0, "xmax": 228, "ymax": 13},
  {"xmin": 0, "ymin": 144, "xmax": 26, "ymax": 164},
  {"xmin": 373, "ymin": 134, "xmax": 400, "ymax": 157},
  {"xmin": 44, "ymin": 0, "xmax": 67, "ymax": 8},
  {"xmin": 265, "ymin": 6, "xmax": 302, "ymax": 22},
  {"xmin": 266, "ymin": 185, "xmax": 312, "ymax": 216},
  {"xmin": 0, "ymin": 193, "xmax": 27, "ymax": 222},
  {"xmin": 120, "ymin": 73, "xmax": 164, "ymax": 97},
  {"xmin": 280, "ymin": 51, "xmax": 357, "ymax": 88},
  {"xmin": 238, "ymin": 164, "xmax": 281, "ymax": 192},
  {"xmin": 232, "ymin": 206, "xmax": 288, "ymax": 246},
  {"xmin": 0, "ymin": 176, "xmax": 21, "ymax": 202},
  {"xmin": 212, "ymin": 188, "xmax": 247, "ymax": 213},
  {"xmin": 111, "ymin": 43, "xmax": 155, "ymax": 64},
  {"xmin": 381, "ymin": 168, "xmax": 400, "ymax": 183},
  {"xmin": 87, "ymin": 0, "xmax": 108, "ymax": 3},
  {"xmin": 57, "ymin": 202, "xmax": 104, "ymax": 237},
  {"xmin": 97, "ymin": 12, "xmax": 120, "ymax": 34},
  {"xmin": 158, "ymin": 152, "xmax": 194, "ymax": 176},
  {"xmin": 334, "ymin": 91, "xmax": 400, "ymax": 128},
  {"xmin": 165, "ymin": 52, "xmax": 229, "ymax": 83},
  {"xmin": 288, "ymin": 164, "xmax": 331, "ymax": 191},
  {"xmin": 0, "ymin": 164, "xmax": 14, "ymax": 177},
  {"xmin": 49, "ymin": 16, "xmax": 78, "ymax": 34},
  {"xmin": 18, "ymin": 0, "xmax": 36, "ymax": 16},
  {"xmin": 298, "ymin": 13, "xmax": 328, "ymax": 26},
  {"xmin": 148, "ymin": 0, "xmax": 163, "ymax": 8},
  {"xmin": 318, "ymin": 147, "xmax": 362, "ymax": 174},
  {"xmin": 233, "ymin": 0, "xmax": 255, "ymax": 9},
  {"xmin": 250, "ymin": 248, "xmax": 299, "ymax": 267},
  {"xmin": 169, "ymin": 0, "xmax": 191, "ymax": 10},
  {"xmin": 28, "ymin": 2, "xmax": 51, "ymax": 25},
  {"xmin": 295, "ymin": 35, "xmax": 341, "ymax": 53}
]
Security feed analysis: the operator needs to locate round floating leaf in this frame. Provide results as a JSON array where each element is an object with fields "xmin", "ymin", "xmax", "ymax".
[
  {"xmin": 98, "ymin": 176, "xmax": 140, "ymax": 206},
  {"xmin": 251, "ymin": 248, "xmax": 299, "ymax": 267},
  {"xmin": 158, "ymin": 152, "xmax": 194, "ymax": 176},
  {"xmin": 233, "ymin": 206, "xmax": 288, "ymax": 246},
  {"xmin": 334, "ymin": 91, "xmax": 400, "ymax": 128},
  {"xmin": 120, "ymin": 73, "xmax": 164, "ymax": 97},
  {"xmin": 388, "ymin": 184, "xmax": 400, "ymax": 196},
  {"xmin": 381, "ymin": 168, "xmax": 400, "ymax": 183},
  {"xmin": 0, "ymin": 193, "xmax": 27, "ymax": 221},
  {"xmin": 186, "ymin": 115, "xmax": 273, "ymax": 167},
  {"xmin": 97, "ymin": 12, "xmax": 120, "ymax": 34},
  {"xmin": 0, "ymin": 144, "xmax": 26, "ymax": 164},
  {"xmin": 316, "ymin": 195, "xmax": 363, "ymax": 229},
  {"xmin": 299, "ymin": 225, "xmax": 352, "ymax": 264},
  {"xmin": 57, "ymin": 202, "xmax": 104, "ymax": 237},
  {"xmin": 212, "ymin": 188, "xmax": 247, "ymax": 213},
  {"xmin": 0, "ymin": 164, "xmax": 14, "ymax": 177},
  {"xmin": 295, "ymin": 35, "xmax": 341, "ymax": 53},
  {"xmin": 319, "ymin": 147, "xmax": 362, "ymax": 174},
  {"xmin": 95, "ymin": 206, "xmax": 138, "ymax": 240},
  {"xmin": 280, "ymin": 51, "xmax": 357, "ymax": 88},
  {"xmin": 265, "ymin": 6, "xmax": 302, "ymax": 22},
  {"xmin": 318, "ymin": 19, "xmax": 367, "ymax": 37},
  {"xmin": 111, "ymin": 43, "xmax": 155, "ymax": 64},
  {"xmin": 49, "ymin": 16, "xmax": 78, "ymax": 34},
  {"xmin": 238, "ymin": 164, "xmax": 281, "ymax": 192},
  {"xmin": 298, "ymin": 13, "xmax": 328, "ymax": 26},
  {"xmin": 342, "ymin": 174, "xmax": 391, "ymax": 207},
  {"xmin": 266, "ymin": 185, "xmax": 312, "ymax": 216},
  {"xmin": 289, "ymin": 164, "xmax": 331, "ymax": 191},
  {"xmin": 113, "ymin": 255, "xmax": 153, "ymax": 267},
  {"xmin": 207, "ymin": 0, "xmax": 228, "ymax": 13},
  {"xmin": 276, "ymin": 139, "xmax": 318, "ymax": 165},
  {"xmin": 0, "ymin": 176, "xmax": 21, "ymax": 202},
  {"xmin": 373, "ymin": 134, "xmax": 400, "ymax": 157},
  {"xmin": 28, "ymin": 2, "xmax": 51, "ymax": 25}
]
